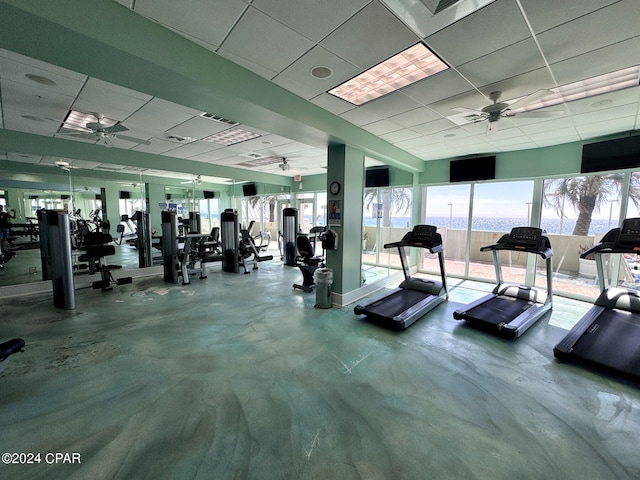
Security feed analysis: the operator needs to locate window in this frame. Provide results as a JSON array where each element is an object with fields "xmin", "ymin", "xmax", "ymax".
[
  {"xmin": 363, "ymin": 187, "xmax": 412, "ymax": 269},
  {"xmin": 541, "ymin": 174, "xmax": 624, "ymax": 300},
  {"xmin": 423, "ymin": 184, "xmax": 470, "ymax": 276},
  {"xmin": 468, "ymin": 181, "xmax": 534, "ymax": 283}
]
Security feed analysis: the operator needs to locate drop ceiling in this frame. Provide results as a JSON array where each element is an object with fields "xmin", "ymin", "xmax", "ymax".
[{"xmin": 1, "ymin": 0, "xmax": 639, "ymax": 186}]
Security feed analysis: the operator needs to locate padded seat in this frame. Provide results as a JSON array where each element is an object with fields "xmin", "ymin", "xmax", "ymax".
[
  {"xmin": 81, "ymin": 231, "xmax": 132, "ymax": 291},
  {"xmin": 293, "ymin": 235, "xmax": 324, "ymax": 292}
]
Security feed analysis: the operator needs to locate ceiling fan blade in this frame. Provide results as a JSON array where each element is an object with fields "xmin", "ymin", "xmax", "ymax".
[
  {"xmin": 113, "ymin": 134, "xmax": 151, "ymax": 145},
  {"xmin": 507, "ymin": 89, "xmax": 553, "ymax": 111},
  {"xmin": 85, "ymin": 121, "xmax": 129, "ymax": 134},
  {"xmin": 514, "ymin": 110, "xmax": 565, "ymax": 119},
  {"xmin": 452, "ymin": 106, "xmax": 485, "ymax": 115},
  {"xmin": 103, "ymin": 123, "xmax": 129, "ymax": 134}
]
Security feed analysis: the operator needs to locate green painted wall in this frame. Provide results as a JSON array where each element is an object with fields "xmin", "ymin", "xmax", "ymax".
[{"xmin": 326, "ymin": 144, "xmax": 365, "ymax": 294}]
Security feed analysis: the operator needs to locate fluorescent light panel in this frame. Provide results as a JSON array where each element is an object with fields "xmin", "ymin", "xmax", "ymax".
[
  {"xmin": 328, "ymin": 43, "xmax": 449, "ymax": 106},
  {"xmin": 62, "ymin": 110, "xmax": 117, "ymax": 132},
  {"xmin": 202, "ymin": 127, "xmax": 261, "ymax": 146},
  {"xmin": 511, "ymin": 65, "xmax": 640, "ymax": 113}
]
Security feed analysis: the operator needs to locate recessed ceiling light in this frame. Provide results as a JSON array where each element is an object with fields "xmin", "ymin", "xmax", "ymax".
[
  {"xmin": 61, "ymin": 110, "xmax": 117, "ymax": 132},
  {"xmin": 328, "ymin": 43, "xmax": 449, "ymax": 106},
  {"xmin": 311, "ymin": 66, "xmax": 333, "ymax": 79},
  {"xmin": 202, "ymin": 127, "xmax": 261, "ymax": 146},
  {"xmin": 25, "ymin": 73, "xmax": 57, "ymax": 86}
]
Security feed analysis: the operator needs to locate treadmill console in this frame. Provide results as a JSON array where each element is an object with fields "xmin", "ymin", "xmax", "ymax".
[
  {"xmin": 618, "ymin": 217, "xmax": 640, "ymax": 248},
  {"xmin": 505, "ymin": 227, "xmax": 542, "ymax": 249},
  {"xmin": 402, "ymin": 225, "xmax": 438, "ymax": 246}
]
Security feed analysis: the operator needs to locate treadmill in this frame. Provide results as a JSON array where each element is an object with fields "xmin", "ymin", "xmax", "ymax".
[
  {"xmin": 453, "ymin": 226, "xmax": 553, "ymax": 338},
  {"xmin": 354, "ymin": 224, "xmax": 448, "ymax": 330},
  {"xmin": 554, "ymin": 218, "xmax": 640, "ymax": 382}
]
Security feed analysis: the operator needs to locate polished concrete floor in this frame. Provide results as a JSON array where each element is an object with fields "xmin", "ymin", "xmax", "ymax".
[{"xmin": 1, "ymin": 261, "xmax": 640, "ymax": 479}]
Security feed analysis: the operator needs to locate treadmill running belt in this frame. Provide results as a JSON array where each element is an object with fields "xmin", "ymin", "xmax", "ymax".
[
  {"xmin": 465, "ymin": 296, "xmax": 534, "ymax": 326},
  {"xmin": 570, "ymin": 309, "xmax": 640, "ymax": 374},
  {"xmin": 364, "ymin": 289, "xmax": 431, "ymax": 319}
]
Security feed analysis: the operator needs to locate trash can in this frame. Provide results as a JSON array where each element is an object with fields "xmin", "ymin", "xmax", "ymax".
[{"xmin": 314, "ymin": 267, "xmax": 333, "ymax": 309}]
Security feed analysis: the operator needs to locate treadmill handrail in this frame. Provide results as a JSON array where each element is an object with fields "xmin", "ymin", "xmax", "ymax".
[
  {"xmin": 383, "ymin": 240, "xmax": 443, "ymax": 253},
  {"xmin": 480, "ymin": 236, "xmax": 553, "ymax": 259}
]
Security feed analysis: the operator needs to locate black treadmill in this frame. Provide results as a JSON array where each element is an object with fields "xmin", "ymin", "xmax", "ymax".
[
  {"xmin": 554, "ymin": 218, "xmax": 640, "ymax": 382},
  {"xmin": 354, "ymin": 225, "xmax": 448, "ymax": 330},
  {"xmin": 453, "ymin": 227, "xmax": 553, "ymax": 338}
]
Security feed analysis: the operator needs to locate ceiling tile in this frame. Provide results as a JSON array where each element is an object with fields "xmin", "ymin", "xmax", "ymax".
[
  {"xmin": 520, "ymin": 0, "xmax": 623, "ymax": 34},
  {"xmin": 219, "ymin": 7, "xmax": 314, "ymax": 72},
  {"xmin": 320, "ymin": 1, "xmax": 419, "ymax": 70},
  {"xmin": 362, "ymin": 119, "xmax": 403, "ymax": 136},
  {"xmin": 166, "ymin": 116, "xmax": 231, "ymax": 139},
  {"xmin": 340, "ymin": 107, "xmax": 384, "ymax": 126},
  {"xmin": 276, "ymin": 46, "xmax": 361, "ymax": 96},
  {"xmin": 568, "ymin": 93, "xmax": 640, "ymax": 120},
  {"xmin": 310, "ymin": 93, "xmax": 355, "ymax": 115},
  {"xmin": 133, "ymin": 0, "xmax": 248, "ymax": 49},
  {"xmin": 549, "ymin": 35, "xmax": 640, "ymax": 86},
  {"xmin": 252, "ymin": 0, "xmax": 370, "ymax": 43},
  {"xmin": 401, "ymin": 69, "xmax": 474, "ymax": 106},
  {"xmin": 538, "ymin": 1, "xmax": 640, "ymax": 65},
  {"xmin": 380, "ymin": 128, "xmax": 422, "ymax": 144},
  {"xmin": 165, "ymin": 141, "xmax": 221, "ymax": 159},
  {"xmin": 388, "ymin": 107, "xmax": 441, "ymax": 128},
  {"xmin": 478, "ymin": 68, "xmax": 556, "ymax": 102},
  {"xmin": 271, "ymin": 74, "xmax": 325, "ymax": 100},
  {"xmin": 576, "ymin": 116, "xmax": 637, "ymax": 139},
  {"xmin": 0, "ymin": 79, "xmax": 76, "ymax": 122},
  {"xmin": 123, "ymin": 98, "xmax": 198, "ymax": 134},
  {"xmin": 457, "ymin": 39, "xmax": 546, "ymax": 88},
  {"xmin": 357, "ymin": 91, "xmax": 423, "ymax": 119},
  {"xmin": 426, "ymin": 0, "xmax": 531, "ymax": 67}
]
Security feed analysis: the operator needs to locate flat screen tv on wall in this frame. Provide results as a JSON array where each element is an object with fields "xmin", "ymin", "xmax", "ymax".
[
  {"xmin": 365, "ymin": 167, "xmax": 390, "ymax": 188},
  {"xmin": 119, "ymin": 191, "xmax": 131, "ymax": 199},
  {"xmin": 242, "ymin": 183, "xmax": 258, "ymax": 197},
  {"xmin": 581, "ymin": 135, "xmax": 640, "ymax": 173},
  {"xmin": 450, "ymin": 156, "xmax": 496, "ymax": 183},
  {"xmin": 203, "ymin": 190, "xmax": 215, "ymax": 199}
]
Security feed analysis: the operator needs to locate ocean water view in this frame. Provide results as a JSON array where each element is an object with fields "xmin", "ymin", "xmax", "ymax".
[{"xmin": 363, "ymin": 216, "xmax": 619, "ymax": 236}]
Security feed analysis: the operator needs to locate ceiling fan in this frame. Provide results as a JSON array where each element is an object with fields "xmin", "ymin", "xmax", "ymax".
[
  {"xmin": 180, "ymin": 175, "xmax": 202, "ymax": 185},
  {"xmin": 266, "ymin": 157, "xmax": 306, "ymax": 175},
  {"xmin": 451, "ymin": 90, "xmax": 564, "ymax": 131},
  {"xmin": 58, "ymin": 113, "xmax": 151, "ymax": 147},
  {"xmin": 279, "ymin": 157, "xmax": 291, "ymax": 171}
]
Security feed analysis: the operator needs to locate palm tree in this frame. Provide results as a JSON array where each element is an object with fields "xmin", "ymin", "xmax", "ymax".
[
  {"xmin": 363, "ymin": 187, "xmax": 412, "ymax": 227},
  {"xmin": 544, "ymin": 174, "xmax": 640, "ymax": 235}
]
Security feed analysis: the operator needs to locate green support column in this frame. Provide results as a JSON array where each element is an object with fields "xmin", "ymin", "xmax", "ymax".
[{"xmin": 326, "ymin": 145, "xmax": 365, "ymax": 305}]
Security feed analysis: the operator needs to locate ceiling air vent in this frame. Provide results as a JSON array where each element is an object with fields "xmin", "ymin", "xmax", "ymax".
[
  {"xmin": 199, "ymin": 112, "xmax": 239, "ymax": 126},
  {"xmin": 419, "ymin": 0, "xmax": 462, "ymax": 15}
]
